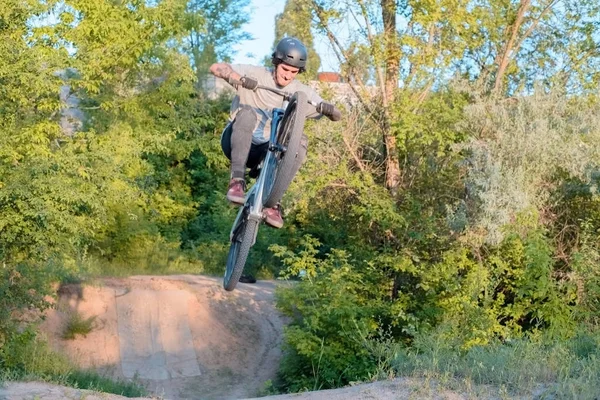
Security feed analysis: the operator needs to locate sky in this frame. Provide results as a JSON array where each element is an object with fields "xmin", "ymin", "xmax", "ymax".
[
  {"xmin": 231, "ymin": 0, "xmax": 284, "ymax": 65},
  {"xmin": 231, "ymin": 0, "xmax": 339, "ymax": 71}
]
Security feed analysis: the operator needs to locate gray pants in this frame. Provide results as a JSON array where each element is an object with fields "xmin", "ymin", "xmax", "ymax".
[{"xmin": 220, "ymin": 107, "xmax": 308, "ymax": 198}]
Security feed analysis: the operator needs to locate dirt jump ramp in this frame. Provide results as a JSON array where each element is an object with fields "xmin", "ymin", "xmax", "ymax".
[{"xmin": 38, "ymin": 275, "xmax": 288, "ymax": 400}]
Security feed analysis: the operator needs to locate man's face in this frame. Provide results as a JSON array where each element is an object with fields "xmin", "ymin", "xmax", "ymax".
[{"xmin": 274, "ymin": 63, "xmax": 300, "ymax": 87}]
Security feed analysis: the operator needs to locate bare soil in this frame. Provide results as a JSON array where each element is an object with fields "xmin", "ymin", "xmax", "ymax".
[{"xmin": 2, "ymin": 275, "xmax": 287, "ymax": 400}]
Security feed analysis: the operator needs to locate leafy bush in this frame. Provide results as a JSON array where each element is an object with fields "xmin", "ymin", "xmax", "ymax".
[
  {"xmin": 419, "ymin": 221, "xmax": 576, "ymax": 348},
  {"xmin": 62, "ymin": 312, "xmax": 97, "ymax": 340},
  {"xmin": 274, "ymin": 236, "xmax": 408, "ymax": 390},
  {"xmin": 0, "ymin": 263, "xmax": 54, "ymax": 351},
  {"xmin": 459, "ymin": 91, "xmax": 600, "ymax": 245},
  {"xmin": 274, "ymin": 238, "xmax": 372, "ymax": 390}
]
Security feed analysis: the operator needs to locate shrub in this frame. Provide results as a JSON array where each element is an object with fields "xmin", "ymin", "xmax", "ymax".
[
  {"xmin": 62, "ymin": 312, "xmax": 97, "ymax": 340},
  {"xmin": 459, "ymin": 91, "xmax": 600, "ymax": 245},
  {"xmin": 274, "ymin": 237, "xmax": 381, "ymax": 391}
]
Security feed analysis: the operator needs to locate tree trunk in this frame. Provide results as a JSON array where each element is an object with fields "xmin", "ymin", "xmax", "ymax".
[{"xmin": 381, "ymin": 0, "xmax": 401, "ymax": 194}]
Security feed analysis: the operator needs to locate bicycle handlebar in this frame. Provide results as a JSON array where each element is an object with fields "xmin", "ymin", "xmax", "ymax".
[{"xmin": 228, "ymin": 79, "xmax": 342, "ymax": 122}]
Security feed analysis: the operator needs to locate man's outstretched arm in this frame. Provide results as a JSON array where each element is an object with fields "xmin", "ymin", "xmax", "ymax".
[{"xmin": 209, "ymin": 63, "xmax": 242, "ymax": 83}]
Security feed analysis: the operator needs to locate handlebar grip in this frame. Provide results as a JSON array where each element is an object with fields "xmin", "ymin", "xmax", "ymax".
[
  {"xmin": 227, "ymin": 77, "xmax": 260, "ymax": 91},
  {"xmin": 240, "ymin": 76, "xmax": 259, "ymax": 90},
  {"xmin": 329, "ymin": 108, "xmax": 342, "ymax": 122},
  {"xmin": 317, "ymin": 102, "xmax": 342, "ymax": 121}
]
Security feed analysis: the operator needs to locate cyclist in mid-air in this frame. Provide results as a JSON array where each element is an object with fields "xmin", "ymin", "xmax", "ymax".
[{"xmin": 209, "ymin": 37, "xmax": 339, "ymax": 230}]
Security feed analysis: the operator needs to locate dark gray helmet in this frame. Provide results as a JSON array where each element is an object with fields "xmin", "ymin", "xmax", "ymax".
[{"xmin": 272, "ymin": 37, "xmax": 307, "ymax": 71}]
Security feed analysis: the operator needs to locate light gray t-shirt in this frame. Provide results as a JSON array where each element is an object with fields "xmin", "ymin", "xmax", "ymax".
[{"xmin": 230, "ymin": 64, "xmax": 324, "ymax": 145}]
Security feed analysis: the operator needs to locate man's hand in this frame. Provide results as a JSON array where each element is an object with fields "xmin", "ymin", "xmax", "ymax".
[
  {"xmin": 240, "ymin": 76, "xmax": 258, "ymax": 91},
  {"xmin": 225, "ymin": 75, "xmax": 258, "ymax": 91},
  {"xmin": 317, "ymin": 102, "xmax": 342, "ymax": 121}
]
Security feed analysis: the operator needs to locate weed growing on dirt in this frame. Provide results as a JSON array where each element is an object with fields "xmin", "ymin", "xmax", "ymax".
[{"xmin": 62, "ymin": 312, "xmax": 97, "ymax": 340}]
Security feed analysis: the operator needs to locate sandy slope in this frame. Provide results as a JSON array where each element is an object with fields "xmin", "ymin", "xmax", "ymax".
[{"xmin": 9, "ymin": 275, "xmax": 287, "ymax": 400}]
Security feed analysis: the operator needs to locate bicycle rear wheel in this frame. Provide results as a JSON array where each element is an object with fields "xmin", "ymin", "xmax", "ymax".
[
  {"xmin": 223, "ymin": 209, "xmax": 259, "ymax": 291},
  {"xmin": 263, "ymin": 91, "xmax": 308, "ymax": 208}
]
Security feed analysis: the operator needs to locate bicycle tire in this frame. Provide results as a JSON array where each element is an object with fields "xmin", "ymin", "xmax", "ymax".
[
  {"xmin": 223, "ymin": 216, "xmax": 259, "ymax": 291},
  {"xmin": 263, "ymin": 91, "xmax": 308, "ymax": 208}
]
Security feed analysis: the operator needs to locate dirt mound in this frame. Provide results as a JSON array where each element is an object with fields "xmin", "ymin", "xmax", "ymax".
[{"xmin": 32, "ymin": 275, "xmax": 288, "ymax": 400}]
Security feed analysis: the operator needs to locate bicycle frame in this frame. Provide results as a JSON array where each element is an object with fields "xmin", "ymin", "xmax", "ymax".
[{"xmin": 229, "ymin": 104, "xmax": 287, "ymax": 243}]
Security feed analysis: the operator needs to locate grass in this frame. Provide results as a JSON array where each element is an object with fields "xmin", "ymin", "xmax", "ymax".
[
  {"xmin": 62, "ymin": 370, "xmax": 147, "ymax": 397},
  {"xmin": 75, "ymin": 251, "xmax": 209, "ymax": 278},
  {"xmin": 62, "ymin": 312, "xmax": 97, "ymax": 340},
  {"xmin": 386, "ymin": 330, "xmax": 600, "ymax": 399},
  {"xmin": 0, "ymin": 331, "xmax": 147, "ymax": 398}
]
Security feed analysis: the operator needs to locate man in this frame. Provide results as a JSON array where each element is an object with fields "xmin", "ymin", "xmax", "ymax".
[{"xmin": 209, "ymin": 37, "xmax": 339, "ymax": 229}]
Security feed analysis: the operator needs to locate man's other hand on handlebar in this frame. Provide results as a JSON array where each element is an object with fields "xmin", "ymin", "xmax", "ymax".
[
  {"xmin": 228, "ymin": 76, "xmax": 259, "ymax": 91},
  {"xmin": 317, "ymin": 101, "xmax": 342, "ymax": 122},
  {"xmin": 240, "ymin": 76, "xmax": 258, "ymax": 91}
]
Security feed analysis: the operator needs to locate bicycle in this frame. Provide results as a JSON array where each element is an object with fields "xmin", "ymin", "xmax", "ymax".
[{"xmin": 223, "ymin": 81, "xmax": 340, "ymax": 291}]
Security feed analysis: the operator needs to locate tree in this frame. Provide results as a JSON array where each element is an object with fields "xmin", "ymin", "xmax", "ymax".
[
  {"xmin": 0, "ymin": 0, "xmax": 200, "ymax": 346},
  {"xmin": 184, "ymin": 0, "xmax": 252, "ymax": 84},
  {"xmin": 0, "ymin": 0, "xmax": 68, "ymax": 347},
  {"xmin": 304, "ymin": 0, "xmax": 600, "ymax": 194}
]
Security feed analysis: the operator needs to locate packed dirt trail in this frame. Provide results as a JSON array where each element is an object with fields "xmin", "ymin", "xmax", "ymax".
[{"xmin": 28, "ymin": 275, "xmax": 287, "ymax": 400}]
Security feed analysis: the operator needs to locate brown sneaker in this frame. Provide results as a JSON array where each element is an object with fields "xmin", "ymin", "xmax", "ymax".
[
  {"xmin": 264, "ymin": 204, "xmax": 283, "ymax": 229},
  {"xmin": 226, "ymin": 178, "xmax": 246, "ymax": 205}
]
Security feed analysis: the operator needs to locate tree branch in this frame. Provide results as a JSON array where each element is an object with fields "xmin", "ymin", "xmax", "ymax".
[
  {"xmin": 310, "ymin": 0, "xmax": 375, "ymax": 115},
  {"xmin": 493, "ymin": 0, "xmax": 531, "ymax": 93}
]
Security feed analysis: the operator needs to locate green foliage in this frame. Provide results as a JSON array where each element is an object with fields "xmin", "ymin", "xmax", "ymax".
[
  {"xmin": 63, "ymin": 370, "xmax": 147, "ymax": 397},
  {"xmin": 275, "ymin": 88, "xmax": 598, "ymax": 392},
  {"xmin": 0, "ymin": 263, "xmax": 54, "ymax": 350},
  {"xmin": 459, "ymin": 90, "xmax": 600, "ymax": 245},
  {"xmin": 274, "ymin": 237, "xmax": 382, "ymax": 390},
  {"xmin": 0, "ymin": 0, "xmax": 237, "ymax": 367},
  {"xmin": 0, "ymin": 329, "xmax": 146, "ymax": 397},
  {"xmin": 565, "ymin": 213, "xmax": 600, "ymax": 325},
  {"xmin": 310, "ymin": 0, "xmax": 600, "ymax": 95},
  {"xmin": 0, "ymin": 328, "xmax": 70, "ymax": 377},
  {"xmin": 184, "ymin": 0, "xmax": 251, "ymax": 81},
  {"xmin": 62, "ymin": 312, "xmax": 96, "ymax": 340},
  {"xmin": 420, "ymin": 223, "xmax": 576, "ymax": 348}
]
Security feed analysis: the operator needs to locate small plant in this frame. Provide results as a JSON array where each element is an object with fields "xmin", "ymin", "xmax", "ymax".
[
  {"xmin": 0, "ymin": 331, "xmax": 146, "ymax": 397},
  {"xmin": 62, "ymin": 312, "xmax": 96, "ymax": 340},
  {"xmin": 257, "ymin": 380, "xmax": 280, "ymax": 397},
  {"xmin": 64, "ymin": 370, "xmax": 147, "ymax": 397}
]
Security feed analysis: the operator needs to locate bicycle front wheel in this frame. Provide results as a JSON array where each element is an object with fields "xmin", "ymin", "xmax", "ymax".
[
  {"xmin": 263, "ymin": 91, "xmax": 308, "ymax": 208},
  {"xmin": 224, "ymin": 215, "xmax": 259, "ymax": 291}
]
